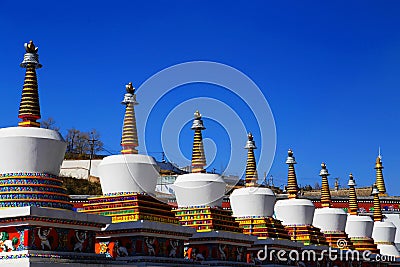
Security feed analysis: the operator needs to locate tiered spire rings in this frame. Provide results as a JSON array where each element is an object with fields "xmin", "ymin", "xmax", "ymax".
[
  {"xmin": 348, "ymin": 173, "xmax": 358, "ymax": 215},
  {"xmin": 286, "ymin": 149, "xmax": 298, "ymax": 199},
  {"xmin": 18, "ymin": 41, "xmax": 42, "ymax": 127},
  {"xmin": 191, "ymin": 111, "xmax": 206, "ymax": 173},
  {"xmin": 372, "ymin": 184, "xmax": 383, "ymax": 222},
  {"xmin": 244, "ymin": 133, "xmax": 257, "ymax": 187},
  {"xmin": 320, "ymin": 163, "xmax": 332, "ymax": 208},
  {"xmin": 121, "ymin": 82, "xmax": 139, "ymax": 154},
  {"xmin": 375, "ymin": 154, "xmax": 387, "ymax": 197}
]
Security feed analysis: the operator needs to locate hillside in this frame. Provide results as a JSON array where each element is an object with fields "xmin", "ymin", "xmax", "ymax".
[{"xmin": 61, "ymin": 176, "xmax": 103, "ymax": 195}]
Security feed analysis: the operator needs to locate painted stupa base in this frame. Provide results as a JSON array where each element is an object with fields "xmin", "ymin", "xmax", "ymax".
[
  {"xmin": 284, "ymin": 225, "xmax": 328, "ymax": 246},
  {"xmin": 185, "ymin": 230, "xmax": 255, "ymax": 266},
  {"xmin": 320, "ymin": 231, "xmax": 354, "ymax": 250},
  {"xmin": 350, "ymin": 237, "xmax": 379, "ymax": 254},
  {"xmin": 95, "ymin": 220, "xmax": 194, "ymax": 263},
  {"xmin": 0, "ymin": 250, "xmax": 117, "ymax": 267},
  {"xmin": 235, "ymin": 216, "xmax": 290, "ymax": 240},
  {"xmin": 80, "ymin": 192, "xmax": 179, "ymax": 224},
  {"xmin": 173, "ymin": 206, "xmax": 242, "ymax": 233},
  {"xmin": 80, "ymin": 192, "xmax": 196, "ymax": 264},
  {"xmin": 0, "ymin": 206, "xmax": 111, "ymax": 266},
  {"xmin": 0, "ymin": 172, "xmax": 72, "ymax": 210}
]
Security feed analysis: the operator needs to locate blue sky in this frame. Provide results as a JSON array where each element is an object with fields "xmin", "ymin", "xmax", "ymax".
[{"xmin": 1, "ymin": 1, "xmax": 400, "ymax": 194}]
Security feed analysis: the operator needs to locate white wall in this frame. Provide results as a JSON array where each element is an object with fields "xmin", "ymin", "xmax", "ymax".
[{"xmin": 60, "ymin": 160, "xmax": 102, "ymax": 179}]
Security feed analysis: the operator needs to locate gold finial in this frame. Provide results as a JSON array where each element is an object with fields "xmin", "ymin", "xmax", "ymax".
[
  {"xmin": 320, "ymin": 162, "xmax": 331, "ymax": 208},
  {"xmin": 125, "ymin": 82, "xmax": 135, "ymax": 94},
  {"xmin": 194, "ymin": 110, "xmax": 201, "ymax": 119},
  {"xmin": 248, "ymin": 132, "xmax": 253, "ymax": 141},
  {"xmin": 25, "ymin": 40, "xmax": 38, "ymax": 53},
  {"xmin": 372, "ymin": 184, "xmax": 383, "ymax": 222}
]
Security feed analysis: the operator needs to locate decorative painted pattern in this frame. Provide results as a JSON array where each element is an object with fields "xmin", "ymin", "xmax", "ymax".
[
  {"xmin": 0, "ymin": 173, "xmax": 72, "ymax": 210},
  {"xmin": 173, "ymin": 206, "xmax": 242, "ymax": 233},
  {"xmin": 96, "ymin": 236, "xmax": 184, "ymax": 259},
  {"xmin": 81, "ymin": 193, "xmax": 179, "ymax": 224}
]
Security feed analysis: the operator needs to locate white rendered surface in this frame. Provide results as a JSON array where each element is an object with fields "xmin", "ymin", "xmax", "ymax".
[
  {"xmin": 274, "ymin": 198, "xmax": 315, "ymax": 225},
  {"xmin": 383, "ymin": 214, "xmax": 400, "ymax": 249},
  {"xmin": 0, "ymin": 127, "xmax": 66, "ymax": 175},
  {"xmin": 345, "ymin": 214, "xmax": 374, "ymax": 238},
  {"xmin": 173, "ymin": 173, "xmax": 226, "ymax": 207},
  {"xmin": 61, "ymin": 159, "xmax": 102, "ymax": 179},
  {"xmin": 373, "ymin": 221, "xmax": 397, "ymax": 243},
  {"xmin": 99, "ymin": 154, "xmax": 159, "ymax": 195},
  {"xmin": 376, "ymin": 244, "xmax": 400, "ymax": 257},
  {"xmin": 230, "ymin": 187, "xmax": 276, "ymax": 217},
  {"xmin": 313, "ymin": 208, "xmax": 347, "ymax": 232},
  {"xmin": 0, "ymin": 206, "xmax": 110, "ymax": 231}
]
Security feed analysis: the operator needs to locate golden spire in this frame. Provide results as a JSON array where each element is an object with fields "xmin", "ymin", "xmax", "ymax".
[
  {"xmin": 244, "ymin": 133, "xmax": 258, "ymax": 187},
  {"xmin": 120, "ymin": 82, "xmax": 139, "ymax": 154},
  {"xmin": 320, "ymin": 162, "xmax": 332, "ymax": 208},
  {"xmin": 372, "ymin": 184, "xmax": 383, "ymax": 222},
  {"xmin": 348, "ymin": 173, "xmax": 358, "ymax": 215},
  {"xmin": 375, "ymin": 152, "xmax": 387, "ymax": 197},
  {"xmin": 191, "ymin": 110, "xmax": 206, "ymax": 173},
  {"xmin": 18, "ymin": 40, "xmax": 42, "ymax": 127},
  {"xmin": 286, "ymin": 149, "xmax": 298, "ymax": 199}
]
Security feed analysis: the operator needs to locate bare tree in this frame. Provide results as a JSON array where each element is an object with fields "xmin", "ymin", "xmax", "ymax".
[
  {"xmin": 41, "ymin": 117, "xmax": 60, "ymax": 131},
  {"xmin": 64, "ymin": 128, "xmax": 104, "ymax": 159},
  {"xmin": 314, "ymin": 182, "xmax": 321, "ymax": 190}
]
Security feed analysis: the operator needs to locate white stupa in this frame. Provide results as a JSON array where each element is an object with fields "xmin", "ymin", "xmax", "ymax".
[
  {"xmin": 274, "ymin": 150, "xmax": 326, "ymax": 245},
  {"xmin": 229, "ymin": 133, "xmax": 290, "ymax": 240},
  {"xmin": 275, "ymin": 150, "xmax": 315, "ymax": 226},
  {"xmin": 173, "ymin": 111, "xmax": 226, "ymax": 207},
  {"xmin": 371, "ymin": 184, "xmax": 400, "ymax": 257},
  {"xmin": 172, "ymin": 111, "xmax": 253, "ymax": 263},
  {"xmin": 0, "ymin": 40, "xmax": 73, "ymax": 210},
  {"xmin": 0, "ymin": 40, "xmax": 111, "ymax": 266},
  {"xmin": 313, "ymin": 163, "xmax": 349, "ymax": 248},
  {"xmin": 344, "ymin": 174, "xmax": 379, "ymax": 253},
  {"xmin": 230, "ymin": 133, "xmax": 275, "ymax": 217},
  {"xmin": 98, "ymin": 83, "xmax": 159, "ymax": 195}
]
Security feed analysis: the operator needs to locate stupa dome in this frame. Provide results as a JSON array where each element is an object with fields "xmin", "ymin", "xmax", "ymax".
[
  {"xmin": 313, "ymin": 208, "xmax": 347, "ymax": 232},
  {"xmin": 98, "ymin": 154, "xmax": 159, "ymax": 195},
  {"xmin": 173, "ymin": 173, "xmax": 226, "ymax": 207},
  {"xmin": 275, "ymin": 198, "xmax": 315, "ymax": 225},
  {"xmin": 345, "ymin": 215, "xmax": 374, "ymax": 238},
  {"xmin": 373, "ymin": 221, "xmax": 396, "ymax": 243},
  {"xmin": 230, "ymin": 187, "xmax": 275, "ymax": 217},
  {"xmin": 0, "ymin": 127, "xmax": 66, "ymax": 175}
]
